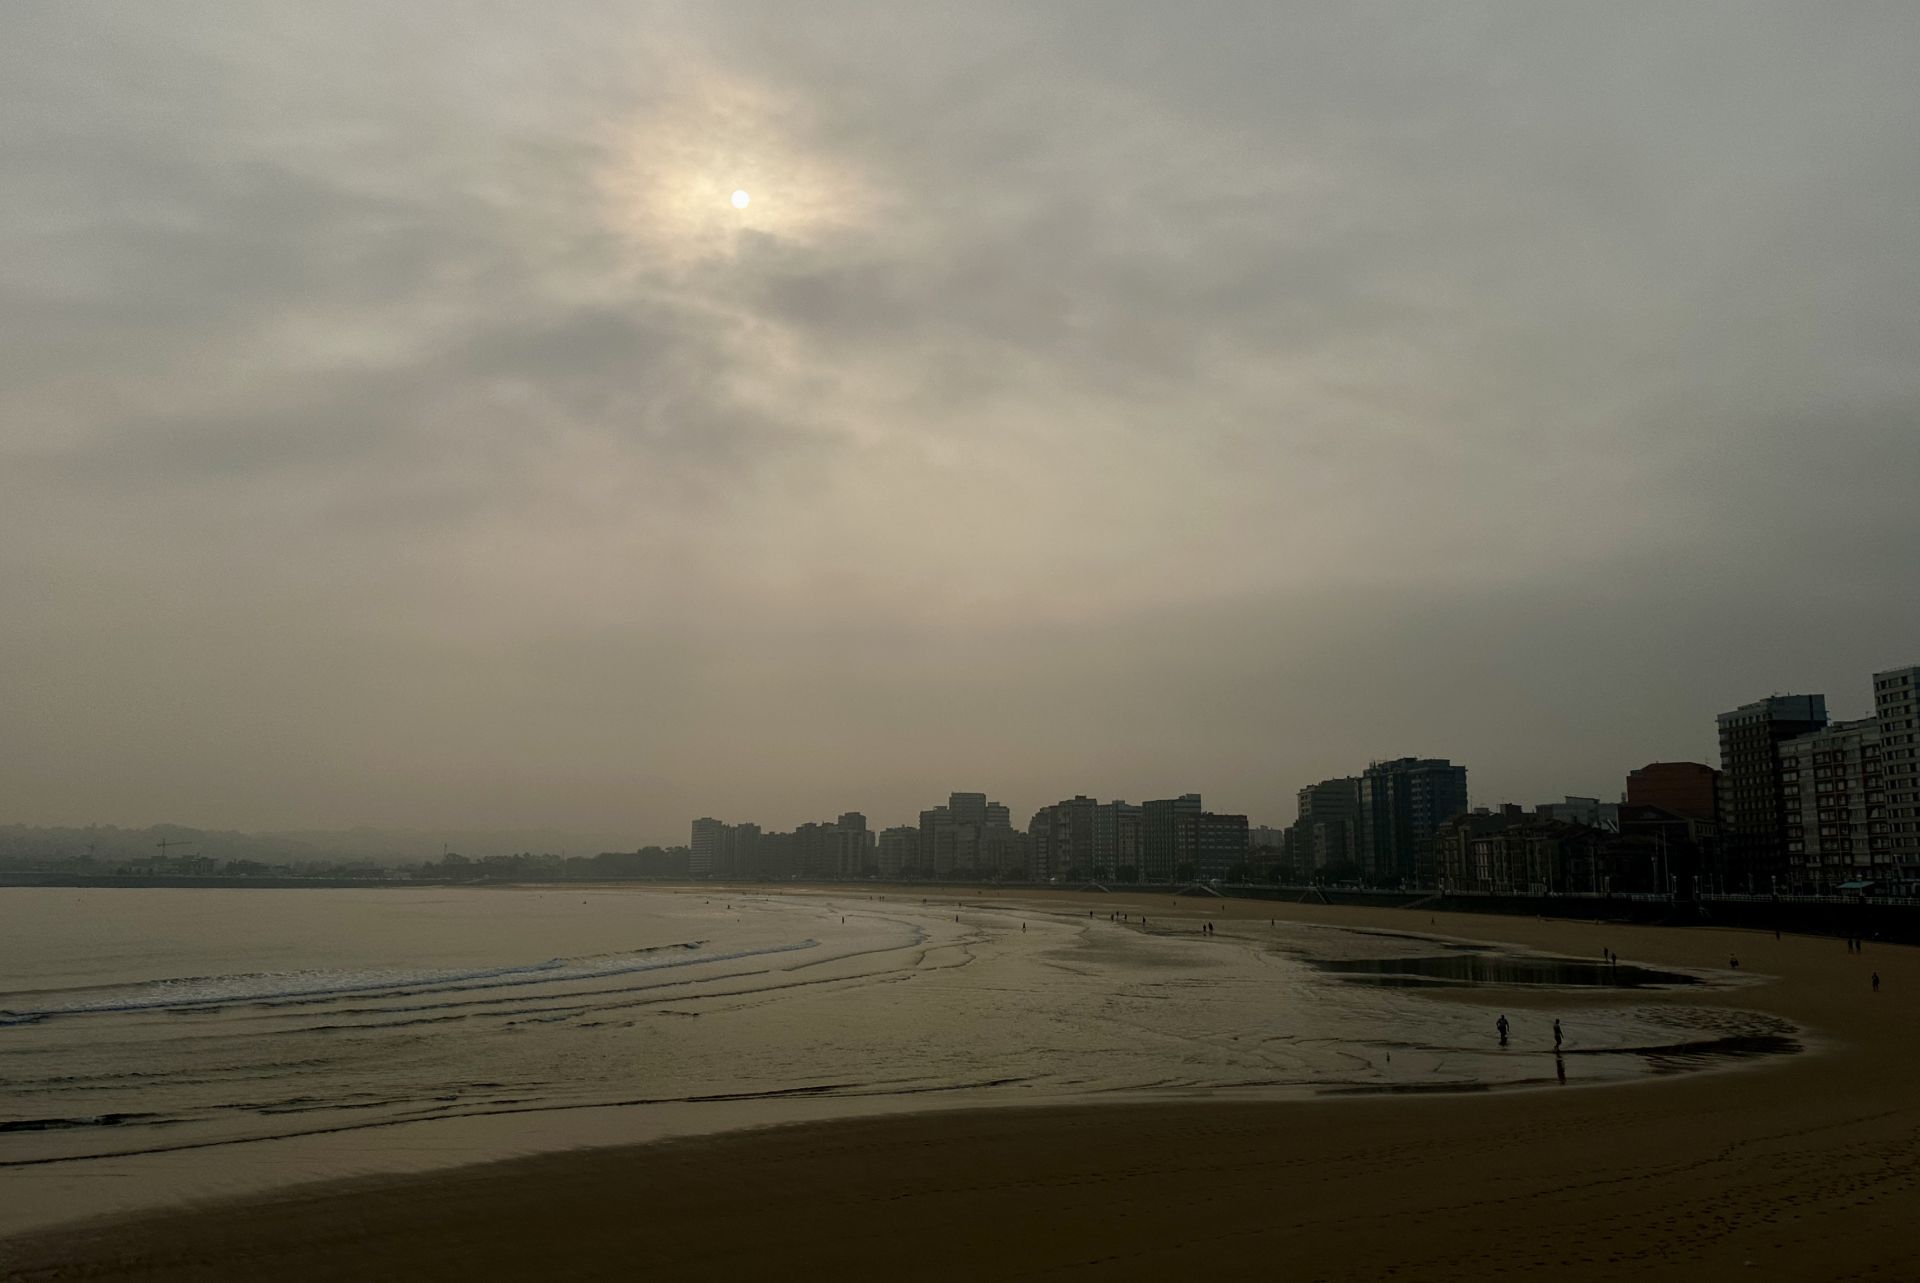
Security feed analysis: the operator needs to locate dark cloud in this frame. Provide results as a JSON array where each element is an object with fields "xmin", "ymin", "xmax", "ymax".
[{"xmin": 2, "ymin": 3, "xmax": 1917, "ymax": 837}]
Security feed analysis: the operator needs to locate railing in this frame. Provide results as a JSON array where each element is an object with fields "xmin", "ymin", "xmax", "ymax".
[
  {"xmin": 1701, "ymin": 891, "xmax": 1920, "ymax": 908},
  {"xmin": 1220, "ymin": 883, "xmax": 1920, "ymax": 909}
]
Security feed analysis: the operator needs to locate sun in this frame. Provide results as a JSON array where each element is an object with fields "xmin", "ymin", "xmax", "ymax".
[{"xmin": 731, "ymin": 189, "xmax": 750, "ymax": 209}]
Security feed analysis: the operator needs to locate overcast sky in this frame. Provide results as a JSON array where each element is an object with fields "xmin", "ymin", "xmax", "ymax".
[{"xmin": 4, "ymin": 3, "xmax": 1918, "ymax": 842}]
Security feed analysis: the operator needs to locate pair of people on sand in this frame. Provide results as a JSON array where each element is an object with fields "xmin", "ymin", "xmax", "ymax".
[{"xmin": 1495, "ymin": 1015, "xmax": 1562, "ymax": 1050}]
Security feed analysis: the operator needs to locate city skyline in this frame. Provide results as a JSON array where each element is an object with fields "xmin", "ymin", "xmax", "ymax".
[
  {"xmin": 4, "ymin": 652, "xmax": 1911, "ymax": 848},
  {"xmin": 7, "ymin": 657, "xmax": 1914, "ymax": 894}
]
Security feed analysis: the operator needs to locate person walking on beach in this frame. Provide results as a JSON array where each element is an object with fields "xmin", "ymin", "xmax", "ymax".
[
  {"xmin": 1553, "ymin": 1019, "xmax": 1564, "ymax": 1050},
  {"xmin": 1873, "ymin": 972, "xmax": 1881, "ymax": 993},
  {"xmin": 1496, "ymin": 1014, "xmax": 1510, "ymax": 1046}
]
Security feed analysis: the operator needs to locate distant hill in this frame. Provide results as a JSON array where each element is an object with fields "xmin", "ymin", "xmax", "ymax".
[
  {"xmin": 0, "ymin": 824, "xmax": 645, "ymax": 869},
  {"xmin": 258, "ymin": 827, "xmax": 647, "ymax": 862},
  {"xmin": 0, "ymin": 823, "xmax": 326, "ymax": 868}
]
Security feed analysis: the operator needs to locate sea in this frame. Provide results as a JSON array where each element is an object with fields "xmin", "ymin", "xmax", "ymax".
[{"xmin": 0, "ymin": 885, "xmax": 1795, "ymax": 1236}]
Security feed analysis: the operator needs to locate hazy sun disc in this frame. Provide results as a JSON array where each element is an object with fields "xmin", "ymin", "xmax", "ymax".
[{"xmin": 731, "ymin": 189, "xmax": 750, "ymax": 209}]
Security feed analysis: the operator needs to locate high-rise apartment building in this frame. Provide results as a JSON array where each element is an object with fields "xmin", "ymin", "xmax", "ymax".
[
  {"xmin": 1779, "ymin": 718, "xmax": 1885, "ymax": 891},
  {"xmin": 1716, "ymin": 694, "xmax": 1828, "ymax": 892},
  {"xmin": 1195, "ymin": 811, "xmax": 1250, "ymax": 881},
  {"xmin": 1875, "ymin": 665, "xmax": 1920, "ymax": 885},
  {"xmin": 830, "ymin": 812, "xmax": 873, "ymax": 878},
  {"xmin": 1027, "ymin": 797, "xmax": 1145, "ymax": 882},
  {"xmin": 948, "ymin": 793, "xmax": 987, "ymax": 826},
  {"xmin": 918, "ymin": 806, "xmax": 952, "ymax": 878},
  {"xmin": 1357, "ymin": 759, "xmax": 1469, "ymax": 886},
  {"xmin": 920, "ymin": 791, "xmax": 1017, "ymax": 880},
  {"xmin": 877, "ymin": 825, "xmax": 919, "ymax": 879},
  {"xmin": 1141, "ymin": 794, "xmax": 1203, "ymax": 882},
  {"xmin": 1137, "ymin": 794, "xmax": 1247, "ymax": 883},
  {"xmin": 721, "ymin": 822, "xmax": 761, "ymax": 878},
  {"xmin": 1292, "ymin": 777, "xmax": 1361, "ymax": 872},
  {"xmin": 1092, "ymin": 801, "xmax": 1143, "ymax": 881},
  {"xmin": 690, "ymin": 817, "xmax": 726, "ymax": 878},
  {"xmin": 1028, "ymin": 796, "xmax": 1096, "ymax": 882}
]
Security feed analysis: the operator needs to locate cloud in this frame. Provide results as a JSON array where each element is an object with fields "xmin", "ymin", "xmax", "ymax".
[{"xmin": 2, "ymin": 2, "xmax": 1917, "ymax": 835}]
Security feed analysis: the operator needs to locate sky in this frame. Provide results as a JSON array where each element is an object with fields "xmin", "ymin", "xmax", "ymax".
[{"xmin": 4, "ymin": 3, "xmax": 1918, "ymax": 843}]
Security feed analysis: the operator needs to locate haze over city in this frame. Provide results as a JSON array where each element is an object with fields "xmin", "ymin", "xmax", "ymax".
[{"xmin": 5, "ymin": 3, "xmax": 1918, "ymax": 844}]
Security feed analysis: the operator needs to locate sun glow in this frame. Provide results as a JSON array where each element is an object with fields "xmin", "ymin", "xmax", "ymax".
[{"xmin": 597, "ymin": 70, "xmax": 881, "ymax": 265}]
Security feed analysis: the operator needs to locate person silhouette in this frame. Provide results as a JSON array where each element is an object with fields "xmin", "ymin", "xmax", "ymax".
[
  {"xmin": 1496, "ymin": 1014, "xmax": 1510, "ymax": 1046},
  {"xmin": 1872, "ymin": 972, "xmax": 1881, "ymax": 993},
  {"xmin": 1553, "ymin": 1019, "xmax": 1564, "ymax": 1050}
]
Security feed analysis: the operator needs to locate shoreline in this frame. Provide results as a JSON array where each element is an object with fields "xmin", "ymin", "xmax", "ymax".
[{"xmin": 4, "ymin": 893, "xmax": 1912, "ymax": 1281}]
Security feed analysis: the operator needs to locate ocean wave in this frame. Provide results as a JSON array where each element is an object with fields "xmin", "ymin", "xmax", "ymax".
[
  {"xmin": 0, "ymin": 938, "xmax": 819, "ymax": 1024},
  {"xmin": 0, "ymin": 1112, "xmax": 171, "ymax": 1133}
]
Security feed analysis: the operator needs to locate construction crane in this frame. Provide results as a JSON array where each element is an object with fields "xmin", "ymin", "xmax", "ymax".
[{"xmin": 156, "ymin": 835, "xmax": 193, "ymax": 857}]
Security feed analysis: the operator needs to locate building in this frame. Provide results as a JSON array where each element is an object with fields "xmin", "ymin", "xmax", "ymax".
[
  {"xmin": 1195, "ymin": 811, "xmax": 1250, "ymax": 881},
  {"xmin": 1028, "ymin": 795, "xmax": 1098, "ymax": 882},
  {"xmin": 720, "ymin": 822, "xmax": 761, "ymax": 878},
  {"xmin": 1141, "ymin": 794, "xmax": 1203, "ymax": 883},
  {"xmin": 1780, "ymin": 718, "xmax": 1886, "ymax": 892},
  {"xmin": 690, "ymin": 817, "xmax": 726, "ymax": 878},
  {"xmin": 790, "ymin": 821, "xmax": 834, "ymax": 879},
  {"xmin": 750, "ymin": 828, "xmax": 792, "ymax": 879},
  {"xmin": 691, "ymin": 817, "xmax": 773, "ymax": 879},
  {"xmin": 1026, "ymin": 797, "xmax": 1148, "ymax": 883},
  {"xmin": 1138, "ymin": 794, "xmax": 1247, "ymax": 883},
  {"xmin": 830, "ymin": 812, "xmax": 874, "ymax": 878},
  {"xmin": 918, "ymin": 806, "xmax": 953, "ymax": 878},
  {"xmin": 1290, "ymin": 777, "xmax": 1361, "ymax": 874},
  {"xmin": 1876, "ymin": 665, "xmax": 1920, "ymax": 887},
  {"xmin": 1471, "ymin": 819, "xmax": 1609, "ymax": 895},
  {"xmin": 1536, "ymin": 796, "xmax": 1620, "ymax": 830},
  {"xmin": 1617, "ymin": 804, "xmax": 1715, "ymax": 897},
  {"xmin": 1249, "ymin": 824, "xmax": 1289, "ymax": 851},
  {"xmin": 919, "ymin": 791, "xmax": 1018, "ymax": 881},
  {"xmin": 1357, "ymin": 758, "xmax": 1469, "ymax": 886},
  {"xmin": 948, "ymin": 792, "xmax": 987, "ymax": 827},
  {"xmin": 1246, "ymin": 826, "xmax": 1295, "ymax": 881},
  {"xmin": 876, "ymin": 826, "xmax": 919, "ymax": 879},
  {"xmin": 1433, "ymin": 809, "xmax": 1523, "ymax": 891},
  {"xmin": 1716, "ymin": 694, "xmax": 1828, "ymax": 893},
  {"xmin": 1626, "ymin": 762, "xmax": 1720, "ymax": 821},
  {"xmin": 1436, "ymin": 808, "xmax": 1662, "ymax": 896},
  {"xmin": 1093, "ymin": 801, "xmax": 1143, "ymax": 881}
]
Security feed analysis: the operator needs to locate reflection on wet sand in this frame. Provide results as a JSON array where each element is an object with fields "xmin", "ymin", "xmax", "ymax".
[
  {"xmin": 1309, "ymin": 952, "xmax": 1699, "ymax": 988},
  {"xmin": 0, "ymin": 886, "xmax": 1801, "ymax": 1237}
]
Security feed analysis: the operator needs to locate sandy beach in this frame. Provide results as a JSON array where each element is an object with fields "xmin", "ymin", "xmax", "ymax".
[{"xmin": 4, "ymin": 892, "xmax": 1915, "ymax": 1282}]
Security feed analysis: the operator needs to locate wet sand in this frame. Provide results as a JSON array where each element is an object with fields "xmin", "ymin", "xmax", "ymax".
[{"xmin": 5, "ymin": 893, "xmax": 1916, "ymax": 1282}]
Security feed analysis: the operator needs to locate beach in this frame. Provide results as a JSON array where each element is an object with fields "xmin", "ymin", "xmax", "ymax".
[{"xmin": 4, "ymin": 893, "xmax": 1914, "ymax": 1281}]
